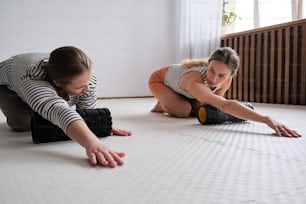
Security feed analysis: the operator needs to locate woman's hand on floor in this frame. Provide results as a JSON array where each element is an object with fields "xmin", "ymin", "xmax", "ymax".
[
  {"xmin": 111, "ymin": 127, "xmax": 132, "ymax": 136},
  {"xmin": 265, "ymin": 117, "xmax": 302, "ymax": 138},
  {"xmin": 86, "ymin": 140, "xmax": 125, "ymax": 168},
  {"xmin": 66, "ymin": 120, "xmax": 128, "ymax": 167}
]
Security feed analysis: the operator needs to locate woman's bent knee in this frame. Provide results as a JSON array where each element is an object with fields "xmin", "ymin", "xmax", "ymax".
[
  {"xmin": 163, "ymin": 103, "xmax": 191, "ymax": 118},
  {"xmin": 0, "ymin": 85, "xmax": 32, "ymax": 131}
]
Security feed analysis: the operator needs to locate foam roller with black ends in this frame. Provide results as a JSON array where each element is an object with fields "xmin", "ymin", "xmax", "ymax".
[
  {"xmin": 197, "ymin": 102, "xmax": 254, "ymax": 125},
  {"xmin": 31, "ymin": 108, "xmax": 112, "ymax": 143}
]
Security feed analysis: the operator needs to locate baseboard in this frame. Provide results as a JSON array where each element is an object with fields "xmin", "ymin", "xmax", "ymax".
[{"xmin": 98, "ymin": 96, "xmax": 154, "ymax": 100}]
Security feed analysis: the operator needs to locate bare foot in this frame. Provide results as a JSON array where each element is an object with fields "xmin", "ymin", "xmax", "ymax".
[{"xmin": 151, "ymin": 101, "xmax": 164, "ymax": 113}]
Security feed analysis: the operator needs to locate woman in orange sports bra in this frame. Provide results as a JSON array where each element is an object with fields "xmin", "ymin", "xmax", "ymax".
[{"xmin": 148, "ymin": 47, "xmax": 301, "ymax": 138}]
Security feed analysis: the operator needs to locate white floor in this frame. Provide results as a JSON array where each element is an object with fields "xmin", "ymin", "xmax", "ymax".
[{"xmin": 0, "ymin": 98, "xmax": 305, "ymax": 204}]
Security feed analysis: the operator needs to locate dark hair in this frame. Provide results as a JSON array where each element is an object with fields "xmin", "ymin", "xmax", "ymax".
[
  {"xmin": 46, "ymin": 46, "xmax": 91, "ymax": 85},
  {"xmin": 208, "ymin": 47, "xmax": 239, "ymax": 76}
]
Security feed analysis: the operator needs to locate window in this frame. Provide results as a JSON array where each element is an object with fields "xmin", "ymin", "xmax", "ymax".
[{"xmin": 225, "ymin": 0, "xmax": 305, "ymax": 33}]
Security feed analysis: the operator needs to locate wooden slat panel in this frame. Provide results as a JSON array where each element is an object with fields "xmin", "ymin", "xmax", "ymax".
[
  {"xmin": 262, "ymin": 32, "xmax": 268, "ymax": 103},
  {"xmin": 291, "ymin": 26, "xmax": 298, "ymax": 105},
  {"xmin": 276, "ymin": 29, "xmax": 283, "ymax": 104},
  {"xmin": 255, "ymin": 33, "xmax": 262, "ymax": 102},
  {"xmin": 284, "ymin": 27, "xmax": 290, "ymax": 104},
  {"xmin": 221, "ymin": 18, "xmax": 306, "ymax": 105},
  {"xmin": 249, "ymin": 34, "xmax": 255, "ymax": 102},
  {"xmin": 227, "ymin": 38, "xmax": 233, "ymax": 99},
  {"xmin": 243, "ymin": 35, "xmax": 249, "ymax": 101},
  {"xmin": 238, "ymin": 37, "xmax": 244, "ymax": 101},
  {"xmin": 233, "ymin": 37, "xmax": 238, "ymax": 100},
  {"xmin": 301, "ymin": 24, "xmax": 306, "ymax": 104},
  {"xmin": 269, "ymin": 31, "xmax": 276, "ymax": 103}
]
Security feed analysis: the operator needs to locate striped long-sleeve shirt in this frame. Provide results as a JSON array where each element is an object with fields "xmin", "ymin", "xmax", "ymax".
[{"xmin": 0, "ymin": 53, "xmax": 97, "ymax": 133}]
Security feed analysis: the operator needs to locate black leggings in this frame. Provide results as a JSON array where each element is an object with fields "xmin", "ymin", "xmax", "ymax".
[{"xmin": 0, "ymin": 85, "xmax": 32, "ymax": 131}]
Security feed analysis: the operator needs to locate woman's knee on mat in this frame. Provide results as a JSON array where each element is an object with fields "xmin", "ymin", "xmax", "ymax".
[{"xmin": 0, "ymin": 85, "xmax": 32, "ymax": 131}]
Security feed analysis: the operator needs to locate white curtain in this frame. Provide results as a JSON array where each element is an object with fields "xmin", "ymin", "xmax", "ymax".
[{"xmin": 175, "ymin": 0, "xmax": 223, "ymax": 62}]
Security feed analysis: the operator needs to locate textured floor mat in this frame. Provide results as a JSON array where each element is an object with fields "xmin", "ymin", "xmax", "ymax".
[{"xmin": 0, "ymin": 98, "xmax": 305, "ymax": 204}]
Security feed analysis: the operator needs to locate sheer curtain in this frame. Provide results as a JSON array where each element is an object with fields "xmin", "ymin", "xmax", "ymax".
[{"xmin": 175, "ymin": 0, "xmax": 223, "ymax": 62}]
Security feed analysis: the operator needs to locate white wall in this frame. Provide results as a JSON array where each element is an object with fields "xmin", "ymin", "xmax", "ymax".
[{"xmin": 0, "ymin": 0, "xmax": 176, "ymax": 97}]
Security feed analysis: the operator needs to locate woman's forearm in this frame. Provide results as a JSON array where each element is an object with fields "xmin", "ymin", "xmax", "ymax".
[
  {"xmin": 222, "ymin": 100, "xmax": 268, "ymax": 124},
  {"xmin": 66, "ymin": 120, "xmax": 99, "ymax": 148}
]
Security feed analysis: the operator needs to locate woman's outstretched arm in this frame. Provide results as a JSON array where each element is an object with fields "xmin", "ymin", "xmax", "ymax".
[{"xmin": 181, "ymin": 73, "xmax": 301, "ymax": 138}]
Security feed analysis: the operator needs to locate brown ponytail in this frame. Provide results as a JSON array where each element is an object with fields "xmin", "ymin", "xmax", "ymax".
[{"xmin": 181, "ymin": 58, "xmax": 209, "ymax": 68}]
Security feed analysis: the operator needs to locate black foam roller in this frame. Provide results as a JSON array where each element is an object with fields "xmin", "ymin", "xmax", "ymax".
[
  {"xmin": 31, "ymin": 108, "xmax": 112, "ymax": 143},
  {"xmin": 197, "ymin": 102, "xmax": 254, "ymax": 125}
]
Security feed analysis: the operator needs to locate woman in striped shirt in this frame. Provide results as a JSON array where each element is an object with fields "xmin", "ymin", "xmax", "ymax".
[
  {"xmin": 0, "ymin": 46, "xmax": 131, "ymax": 168},
  {"xmin": 148, "ymin": 47, "xmax": 301, "ymax": 138}
]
